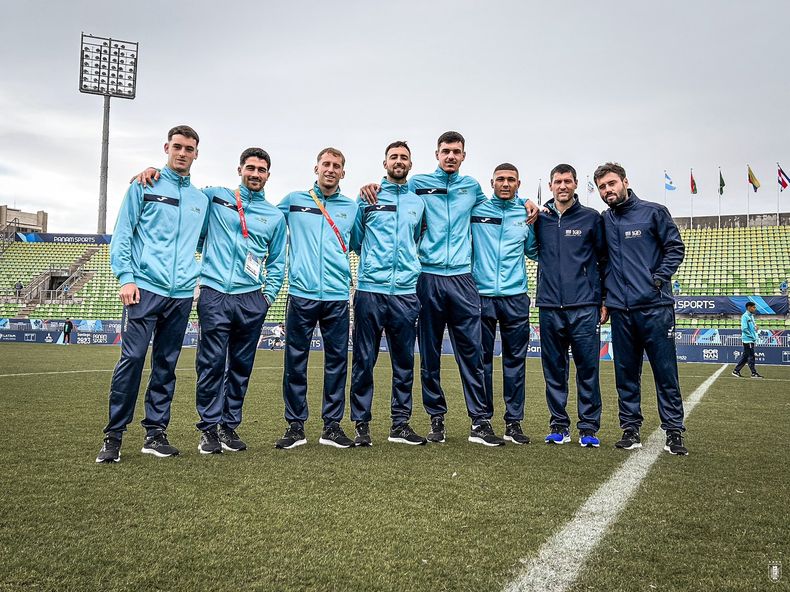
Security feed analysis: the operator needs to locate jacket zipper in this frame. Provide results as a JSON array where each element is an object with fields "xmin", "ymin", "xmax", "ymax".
[
  {"xmin": 171, "ymin": 183, "xmax": 182, "ymax": 297},
  {"xmin": 391, "ymin": 186, "xmax": 400, "ymax": 295}
]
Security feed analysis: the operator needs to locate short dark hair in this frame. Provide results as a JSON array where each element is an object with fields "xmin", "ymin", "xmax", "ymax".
[
  {"xmin": 317, "ymin": 147, "xmax": 345, "ymax": 166},
  {"xmin": 746, "ymin": 302, "xmax": 756, "ymax": 309},
  {"xmin": 437, "ymin": 131, "xmax": 465, "ymax": 149},
  {"xmin": 493, "ymin": 163, "xmax": 519, "ymax": 176},
  {"xmin": 550, "ymin": 163, "xmax": 577, "ymax": 182},
  {"xmin": 239, "ymin": 147, "xmax": 271, "ymax": 169},
  {"xmin": 593, "ymin": 162, "xmax": 627, "ymax": 182},
  {"xmin": 385, "ymin": 141, "xmax": 411, "ymax": 157},
  {"xmin": 167, "ymin": 125, "xmax": 199, "ymax": 144}
]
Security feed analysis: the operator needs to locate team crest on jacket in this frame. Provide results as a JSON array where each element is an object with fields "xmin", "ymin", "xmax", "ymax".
[
  {"xmin": 564, "ymin": 228, "xmax": 582, "ymax": 236},
  {"xmin": 256, "ymin": 216, "xmax": 268, "ymax": 224},
  {"xmin": 191, "ymin": 207, "xmax": 202, "ymax": 215},
  {"xmin": 624, "ymin": 229, "xmax": 642, "ymax": 239}
]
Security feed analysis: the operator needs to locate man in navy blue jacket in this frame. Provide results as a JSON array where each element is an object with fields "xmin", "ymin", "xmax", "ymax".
[
  {"xmin": 595, "ymin": 162, "xmax": 688, "ymax": 456},
  {"xmin": 534, "ymin": 164, "xmax": 607, "ymax": 448}
]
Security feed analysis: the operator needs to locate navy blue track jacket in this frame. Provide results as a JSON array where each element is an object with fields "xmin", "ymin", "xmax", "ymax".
[
  {"xmin": 533, "ymin": 197, "xmax": 607, "ymax": 308},
  {"xmin": 602, "ymin": 191, "xmax": 684, "ymax": 310}
]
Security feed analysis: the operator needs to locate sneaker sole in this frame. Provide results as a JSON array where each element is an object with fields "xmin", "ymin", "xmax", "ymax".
[
  {"xmin": 274, "ymin": 438, "xmax": 307, "ymax": 450},
  {"xmin": 354, "ymin": 440, "xmax": 373, "ymax": 447},
  {"xmin": 579, "ymin": 441, "xmax": 601, "ymax": 448},
  {"xmin": 615, "ymin": 442, "xmax": 643, "ymax": 450},
  {"xmin": 95, "ymin": 455, "xmax": 120, "ymax": 463},
  {"xmin": 220, "ymin": 442, "xmax": 247, "ymax": 452},
  {"xmin": 503, "ymin": 435, "xmax": 530, "ymax": 445},
  {"xmin": 198, "ymin": 446, "xmax": 222, "ymax": 455},
  {"xmin": 468, "ymin": 436, "xmax": 505, "ymax": 447},
  {"xmin": 318, "ymin": 437, "xmax": 354, "ymax": 449},
  {"xmin": 426, "ymin": 435, "xmax": 445, "ymax": 443},
  {"xmin": 140, "ymin": 447, "xmax": 179, "ymax": 458},
  {"xmin": 663, "ymin": 445, "xmax": 689, "ymax": 455},
  {"xmin": 387, "ymin": 436, "xmax": 427, "ymax": 445},
  {"xmin": 544, "ymin": 437, "xmax": 571, "ymax": 445}
]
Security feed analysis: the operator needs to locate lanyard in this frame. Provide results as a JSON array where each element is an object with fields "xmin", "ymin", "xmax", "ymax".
[
  {"xmin": 235, "ymin": 189, "xmax": 249, "ymax": 239},
  {"xmin": 309, "ymin": 189, "xmax": 347, "ymax": 254}
]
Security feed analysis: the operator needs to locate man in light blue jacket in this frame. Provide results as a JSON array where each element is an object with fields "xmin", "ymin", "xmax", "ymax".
[
  {"xmin": 732, "ymin": 301, "xmax": 763, "ymax": 378},
  {"xmin": 471, "ymin": 163, "xmax": 537, "ymax": 445},
  {"xmin": 96, "ymin": 125, "xmax": 208, "ymax": 463},
  {"xmin": 275, "ymin": 148, "xmax": 359, "ymax": 450},
  {"xmin": 349, "ymin": 141, "xmax": 427, "ymax": 447},
  {"xmin": 195, "ymin": 147, "xmax": 287, "ymax": 454}
]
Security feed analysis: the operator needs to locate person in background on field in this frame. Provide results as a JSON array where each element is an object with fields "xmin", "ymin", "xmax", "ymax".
[
  {"xmin": 95, "ymin": 125, "xmax": 208, "ymax": 464},
  {"xmin": 595, "ymin": 161, "xmax": 688, "ymax": 456},
  {"xmin": 63, "ymin": 318, "xmax": 74, "ymax": 345},
  {"xmin": 732, "ymin": 301, "xmax": 763, "ymax": 378}
]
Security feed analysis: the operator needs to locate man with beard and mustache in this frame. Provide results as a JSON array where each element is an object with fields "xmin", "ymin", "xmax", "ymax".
[
  {"xmin": 533, "ymin": 164, "xmax": 607, "ymax": 449},
  {"xmin": 348, "ymin": 141, "xmax": 427, "ymax": 446},
  {"xmin": 275, "ymin": 148, "xmax": 359, "ymax": 450},
  {"xmin": 594, "ymin": 162, "xmax": 688, "ymax": 456}
]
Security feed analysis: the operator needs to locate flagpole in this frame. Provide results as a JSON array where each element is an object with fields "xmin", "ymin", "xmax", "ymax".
[
  {"xmin": 689, "ymin": 168, "xmax": 694, "ymax": 229},
  {"xmin": 586, "ymin": 175, "xmax": 590, "ymax": 206},
  {"xmin": 746, "ymin": 164, "xmax": 751, "ymax": 227},
  {"xmin": 717, "ymin": 166, "xmax": 722, "ymax": 229}
]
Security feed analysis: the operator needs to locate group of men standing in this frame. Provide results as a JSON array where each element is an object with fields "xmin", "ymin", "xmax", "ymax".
[{"xmin": 96, "ymin": 125, "xmax": 690, "ymax": 463}]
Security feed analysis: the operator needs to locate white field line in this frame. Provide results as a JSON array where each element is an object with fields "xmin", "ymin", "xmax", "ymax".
[{"xmin": 503, "ymin": 363, "xmax": 729, "ymax": 592}]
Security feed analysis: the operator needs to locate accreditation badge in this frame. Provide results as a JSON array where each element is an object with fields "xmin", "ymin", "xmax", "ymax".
[{"xmin": 244, "ymin": 252, "xmax": 261, "ymax": 280}]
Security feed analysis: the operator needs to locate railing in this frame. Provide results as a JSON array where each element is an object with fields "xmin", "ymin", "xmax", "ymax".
[{"xmin": 0, "ymin": 218, "xmax": 20, "ymax": 255}]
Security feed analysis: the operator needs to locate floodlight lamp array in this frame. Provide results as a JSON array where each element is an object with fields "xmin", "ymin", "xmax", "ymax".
[{"xmin": 79, "ymin": 33, "xmax": 139, "ymax": 99}]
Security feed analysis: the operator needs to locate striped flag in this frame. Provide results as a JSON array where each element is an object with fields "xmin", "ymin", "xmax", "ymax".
[
  {"xmin": 690, "ymin": 170, "xmax": 697, "ymax": 195},
  {"xmin": 665, "ymin": 172, "xmax": 677, "ymax": 191},
  {"xmin": 587, "ymin": 180, "xmax": 595, "ymax": 194},
  {"xmin": 779, "ymin": 164, "xmax": 790, "ymax": 191},
  {"xmin": 748, "ymin": 165, "xmax": 760, "ymax": 192}
]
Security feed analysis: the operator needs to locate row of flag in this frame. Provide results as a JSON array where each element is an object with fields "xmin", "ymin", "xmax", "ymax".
[{"xmin": 664, "ymin": 164, "xmax": 790, "ymax": 196}]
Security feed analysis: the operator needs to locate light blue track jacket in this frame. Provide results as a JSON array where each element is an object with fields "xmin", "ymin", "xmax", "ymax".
[
  {"xmin": 111, "ymin": 165, "xmax": 208, "ymax": 299},
  {"xmin": 278, "ymin": 184, "xmax": 358, "ymax": 301},
  {"xmin": 409, "ymin": 167, "xmax": 487, "ymax": 276},
  {"xmin": 199, "ymin": 185, "xmax": 287, "ymax": 302},
  {"xmin": 353, "ymin": 178, "xmax": 425, "ymax": 295},
  {"xmin": 740, "ymin": 310, "xmax": 758, "ymax": 343},
  {"xmin": 471, "ymin": 196, "xmax": 537, "ymax": 296}
]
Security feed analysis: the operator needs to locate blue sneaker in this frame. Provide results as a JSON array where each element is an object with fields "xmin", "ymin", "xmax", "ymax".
[
  {"xmin": 545, "ymin": 427, "xmax": 570, "ymax": 445},
  {"xmin": 579, "ymin": 430, "xmax": 600, "ymax": 448}
]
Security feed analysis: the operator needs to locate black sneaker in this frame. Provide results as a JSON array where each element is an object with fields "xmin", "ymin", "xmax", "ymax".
[
  {"xmin": 388, "ymin": 423, "xmax": 427, "ymax": 445},
  {"xmin": 731, "ymin": 369, "xmax": 742, "ymax": 377},
  {"xmin": 275, "ymin": 422, "xmax": 307, "ymax": 449},
  {"xmin": 354, "ymin": 421, "xmax": 372, "ymax": 447},
  {"xmin": 141, "ymin": 432, "xmax": 180, "ymax": 457},
  {"xmin": 751, "ymin": 372, "xmax": 764, "ymax": 379},
  {"xmin": 95, "ymin": 436, "xmax": 121, "ymax": 463},
  {"xmin": 198, "ymin": 429, "xmax": 222, "ymax": 455},
  {"xmin": 426, "ymin": 415, "xmax": 446, "ymax": 443},
  {"xmin": 218, "ymin": 424, "xmax": 247, "ymax": 452},
  {"xmin": 664, "ymin": 430, "xmax": 688, "ymax": 455},
  {"xmin": 468, "ymin": 420, "xmax": 506, "ymax": 447},
  {"xmin": 319, "ymin": 421, "xmax": 355, "ymax": 449},
  {"xmin": 614, "ymin": 429, "xmax": 642, "ymax": 450},
  {"xmin": 504, "ymin": 421, "xmax": 530, "ymax": 445}
]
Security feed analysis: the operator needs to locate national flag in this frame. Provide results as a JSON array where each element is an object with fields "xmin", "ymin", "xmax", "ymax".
[
  {"xmin": 587, "ymin": 180, "xmax": 595, "ymax": 194},
  {"xmin": 719, "ymin": 170, "xmax": 725, "ymax": 195},
  {"xmin": 664, "ymin": 172, "xmax": 677, "ymax": 191},
  {"xmin": 748, "ymin": 165, "xmax": 760, "ymax": 192},
  {"xmin": 690, "ymin": 170, "xmax": 697, "ymax": 195},
  {"xmin": 537, "ymin": 182, "xmax": 542, "ymax": 205},
  {"xmin": 778, "ymin": 164, "xmax": 790, "ymax": 191}
]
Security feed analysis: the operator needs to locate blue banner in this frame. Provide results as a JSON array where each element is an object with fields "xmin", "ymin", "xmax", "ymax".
[
  {"xmin": 15, "ymin": 232, "xmax": 112, "ymax": 244},
  {"xmin": 674, "ymin": 296, "xmax": 788, "ymax": 315}
]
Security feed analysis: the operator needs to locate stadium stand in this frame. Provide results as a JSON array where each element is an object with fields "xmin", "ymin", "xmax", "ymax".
[{"xmin": 1, "ymin": 225, "xmax": 788, "ymax": 330}]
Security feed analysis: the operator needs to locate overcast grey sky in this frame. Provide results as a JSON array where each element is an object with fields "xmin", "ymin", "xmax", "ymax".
[{"xmin": 1, "ymin": 0, "xmax": 788, "ymax": 233}]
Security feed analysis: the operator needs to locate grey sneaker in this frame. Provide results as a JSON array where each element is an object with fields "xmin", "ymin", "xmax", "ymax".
[
  {"xmin": 141, "ymin": 432, "xmax": 180, "ymax": 458},
  {"xmin": 95, "ymin": 436, "xmax": 121, "ymax": 463},
  {"xmin": 426, "ymin": 415, "xmax": 446, "ymax": 443},
  {"xmin": 198, "ymin": 429, "xmax": 222, "ymax": 455},
  {"xmin": 218, "ymin": 424, "xmax": 247, "ymax": 452}
]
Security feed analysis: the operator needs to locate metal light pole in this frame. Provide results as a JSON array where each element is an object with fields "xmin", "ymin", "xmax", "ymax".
[{"xmin": 79, "ymin": 33, "xmax": 139, "ymax": 234}]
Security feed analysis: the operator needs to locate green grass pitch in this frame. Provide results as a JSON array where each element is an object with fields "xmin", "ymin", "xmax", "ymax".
[{"xmin": 0, "ymin": 344, "xmax": 787, "ymax": 591}]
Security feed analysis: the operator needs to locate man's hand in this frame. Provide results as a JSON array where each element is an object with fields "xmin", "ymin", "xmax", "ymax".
[
  {"xmin": 359, "ymin": 183, "xmax": 381, "ymax": 204},
  {"xmin": 119, "ymin": 283, "xmax": 141, "ymax": 306},
  {"xmin": 600, "ymin": 305, "xmax": 609, "ymax": 324},
  {"xmin": 523, "ymin": 199, "xmax": 545, "ymax": 224},
  {"xmin": 129, "ymin": 167, "xmax": 160, "ymax": 187}
]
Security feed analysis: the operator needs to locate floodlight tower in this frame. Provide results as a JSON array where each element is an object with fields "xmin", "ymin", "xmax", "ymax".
[{"xmin": 79, "ymin": 33, "xmax": 139, "ymax": 234}]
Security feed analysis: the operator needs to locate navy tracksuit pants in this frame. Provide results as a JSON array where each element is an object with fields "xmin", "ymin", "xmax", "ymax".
[
  {"xmin": 609, "ymin": 306, "xmax": 685, "ymax": 432},
  {"xmin": 480, "ymin": 293, "xmax": 531, "ymax": 422},
  {"xmin": 283, "ymin": 295, "xmax": 349, "ymax": 427},
  {"xmin": 350, "ymin": 290, "xmax": 420, "ymax": 426},
  {"xmin": 104, "ymin": 289, "xmax": 192, "ymax": 438},
  {"xmin": 538, "ymin": 306, "xmax": 602, "ymax": 432},
  {"xmin": 195, "ymin": 287, "xmax": 269, "ymax": 432},
  {"xmin": 734, "ymin": 343, "xmax": 757, "ymax": 374},
  {"xmin": 416, "ymin": 272, "xmax": 490, "ymax": 422}
]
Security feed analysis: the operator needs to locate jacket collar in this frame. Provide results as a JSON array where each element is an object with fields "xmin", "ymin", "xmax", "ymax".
[
  {"xmin": 433, "ymin": 166, "xmax": 460, "ymax": 183},
  {"xmin": 237, "ymin": 184, "xmax": 265, "ymax": 202},
  {"xmin": 313, "ymin": 182, "xmax": 340, "ymax": 199},
  {"xmin": 380, "ymin": 178, "xmax": 409, "ymax": 193},
  {"xmin": 161, "ymin": 165, "xmax": 191, "ymax": 187},
  {"xmin": 491, "ymin": 194, "xmax": 518, "ymax": 208},
  {"xmin": 546, "ymin": 195, "xmax": 579, "ymax": 216},
  {"xmin": 611, "ymin": 189, "xmax": 639, "ymax": 213}
]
